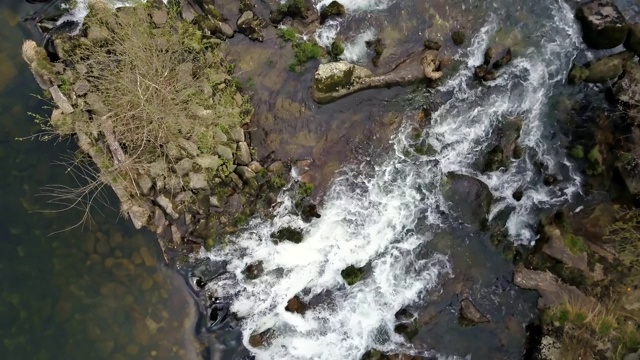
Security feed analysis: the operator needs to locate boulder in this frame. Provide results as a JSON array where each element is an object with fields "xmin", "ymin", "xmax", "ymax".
[
  {"xmin": 271, "ymin": 227, "xmax": 304, "ymax": 243},
  {"xmin": 576, "ymin": 0, "xmax": 628, "ymax": 50},
  {"xmin": 320, "ymin": 1, "xmax": 346, "ymax": 24},
  {"xmin": 513, "ymin": 266, "xmax": 594, "ymax": 309},
  {"xmin": 483, "ymin": 117, "xmax": 522, "ymax": 172},
  {"xmin": 625, "ymin": 23, "xmax": 640, "ymax": 54},
  {"xmin": 341, "ymin": 265, "xmax": 364, "ymax": 285},
  {"xmin": 236, "ymin": 142, "xmax": 252, "ymax": 165},
  {"xmin": 312, "ymin": 61, "xmax": 373, "ymax": 104},
  {"xmin": 284, "ymin": 295, "xmax": 307, "ymax": 314},
  {"xmin": 243, "ymin": 261, "xmax": 264, "ymax": 280},
  {"xmin": 569, "ymin": 51, "xmax": 633, "ymax": 84},
  {"xmin": 235, "ymin": 166, "xmax": 256, "ymax": 182},
  {"xmin": 237, "ymin": 11, "xmax": 265, "ymax": 42},
  {"xmin": 420, "ymin": 50, "xmax": 443, "ymax": 80},
  {"xmin": 188, "ymin": 172, "xmax": 208, "ymax": 189},
  {"xmin": 443, "ymin": 173, "xmax": 492, "ymax": 227},
  {"xmin": 156, "ymin": 195, "xmax": 179, "ymax": 219}
]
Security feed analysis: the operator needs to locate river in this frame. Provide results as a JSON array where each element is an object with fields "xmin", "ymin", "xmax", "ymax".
[
  {"xmin": 0, "ymin": 2, "xmax": 203, "ymax": 359},
  {"xmin": 1, "ymin": 0, "xmax": 632, "ymax": 359}
]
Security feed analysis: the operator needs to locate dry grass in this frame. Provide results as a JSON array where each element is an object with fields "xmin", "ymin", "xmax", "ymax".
[
  {"xmin": 69, "ymin": 5, "xmax": 250, "ymax": 174},
  {"xmin": 546, "ymin": 295, "xmax": 640, "ymax": 359},
  {"xmin": 605, "ymin": 206, "xmax": 640, "ymax": 286},
  {"xmin": 26, "ymin": 3, "xmax": 253, "ymax": 231}
]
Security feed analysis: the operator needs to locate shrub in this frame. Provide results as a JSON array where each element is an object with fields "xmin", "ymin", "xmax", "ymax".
[{"xmin": 277, "ymin": 27, "xmax": 297, "ymax": 42}]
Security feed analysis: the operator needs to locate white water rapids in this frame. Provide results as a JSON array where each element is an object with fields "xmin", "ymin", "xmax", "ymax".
[{"xmin": 199, "ymin": 1, "xmax": 584, "ymax": 359}]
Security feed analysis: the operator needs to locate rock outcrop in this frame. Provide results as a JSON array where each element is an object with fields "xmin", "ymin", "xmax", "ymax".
[
  {"xmin": 514, "ymin": 266, "xmax": 594, "ymax": 309},
  {"xmin": 312, "ymin": 50, "xmax": 444, "ymax": 104},
  {"xmin": 575, "ymin": 0, "xmax": 628, "ymax": 50}
]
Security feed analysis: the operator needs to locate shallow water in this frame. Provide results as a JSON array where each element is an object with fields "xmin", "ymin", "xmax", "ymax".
[{"xmin": 0, "ymin": 3, "xmax": 201, "ymax": 359}]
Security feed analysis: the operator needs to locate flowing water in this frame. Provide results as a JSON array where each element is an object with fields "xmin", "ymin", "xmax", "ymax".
[
  {"xmin": 200, "ymin": 0, "xmax": 585, "ymax": 359},
  {"xmin": 2, "ymin": 0, "xmax": 607, "ymax": 359},
  {"xmin": 0, "ymin": 3, "xmax": 202, "ymax": 359}
]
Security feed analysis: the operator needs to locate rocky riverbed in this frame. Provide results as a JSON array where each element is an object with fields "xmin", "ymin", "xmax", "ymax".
[{"xmin": 6, "ymin": 0, "xmax": 640, "ymax": 359}]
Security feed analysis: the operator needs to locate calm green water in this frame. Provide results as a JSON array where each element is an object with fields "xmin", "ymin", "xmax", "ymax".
[{"xmin": 0, "ymin": 4, "xmax": 201, "ymax": 359}]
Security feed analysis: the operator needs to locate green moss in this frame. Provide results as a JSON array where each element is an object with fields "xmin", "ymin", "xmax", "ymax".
[
  {"xmin": 569, "ymin": 145, "xmax": 584, "ymax": 159},
  {"xmin": 205, "ymin": 237, "xmax": 215, "ymax": 250},
  {"xmin": 330, "ymin": 40, "xmax": 345, "ymax": 60},
  {"xmin": 291, "ymin": 41, "xmax": 323, "ymax": 70},
  {"xmin": 235, "ymin": 214, "xmax": 247, "ymax": 226},
  {"xmin": 563, "ymin": 233, "xmax": 587, "ymax": 254},
  {"xmin": 298, "ymin": 182, "xmax": 313, "ymax": 197},
  {"xmin": 269, "ymin": 175, "xmax": 286, "ymax": 189},
  {"xmin": 277, "ymin": 27, "xmax": 297, "ymax": 42},
  {"xmin": 587, "ymin": 146, "xmax": 602, "ymax": 164}
]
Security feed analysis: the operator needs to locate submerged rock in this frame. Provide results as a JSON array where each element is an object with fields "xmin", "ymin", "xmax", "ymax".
[
  {"xmin": 424, "ymin": 39, "xmax": 442, "ymax": 50},
  {"xmin": 459, "ymin": 298, "xmax": 490, "ymax": 325},
  {"xmin": 443, "ymin": 173, "xmax": 492, "ymax": 227},
  {"xmin": 451, "ymin": 30, "xmax": 466, "ymax": 46},
  {"xmin": 576, "ymin": 0, "xmax": 628, "ymax": 50},
  {"xmin": 237, "ymin": 11, "xmax": 265, "ymax": 42}
]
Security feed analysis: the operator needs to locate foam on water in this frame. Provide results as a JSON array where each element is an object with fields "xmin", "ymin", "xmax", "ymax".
[{"xmin": 201, "ymin": 1, "xmax": 583, "ymax": 359}]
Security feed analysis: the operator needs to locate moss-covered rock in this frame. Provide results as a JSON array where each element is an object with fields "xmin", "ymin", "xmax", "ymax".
[
  {"xmin": 341, "ymin": 265, "xmax": 364, "ymax": 285},
  {"xmin": 320, "ymin": 1, "xmax": 346, "ymax": 24}
]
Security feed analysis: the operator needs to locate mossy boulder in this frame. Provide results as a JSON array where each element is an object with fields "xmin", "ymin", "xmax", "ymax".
[
  {"xmin": 311, "ymin": 61, "xmax": 373, "ymax": 104},
  {"xmin": 576, "ymin": 0, "xmax": 628, "ymax": 50},
  {"xmin": 270, "ymin": 0, "xmax": 311, "ymax": 23},
  {"xmin": 341, "ymin": 265, "xmax": 364, "ymax": 285},
  {"xmin": 320, "ymin": 1, "xmax": 346, "ymax": 24},
  {"xmin": 569, "ymin": 52, "xmax": 633, "ymax": 84},
  {"xmin": 271, "ymin": 226, "xmax": 304, "ymax": 243}
]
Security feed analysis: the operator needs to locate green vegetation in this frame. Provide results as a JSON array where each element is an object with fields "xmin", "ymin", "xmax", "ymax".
[
  {"xmin": 277, "ymin": 27, "xmax": 297, "ymax": 42},
  {"xmin": 563, "ymin": 233, "xmax": 587, "ymax": 254},
  {"xmin": 298, "ymin": 182, "xmax": 313, "ymax": 197},
  {"xmin": 586, "ymin": 146, "xmax": 604, "ymax": 175},
  {"xmin": 290, "ymin": 41, "xmax": 324, "ymax": 71},
  {"xmin": 568, "ymin": 145, "xmax": 584, "ymax": 159}
]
